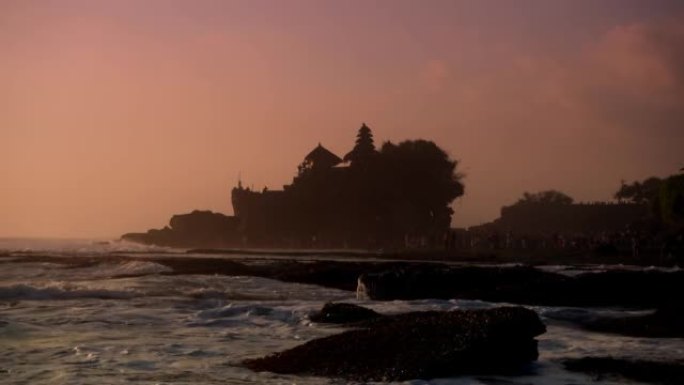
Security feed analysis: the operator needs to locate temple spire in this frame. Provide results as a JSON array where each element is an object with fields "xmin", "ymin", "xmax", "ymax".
[{"xmin": 344, "ymin": 122, "xmax": 376, "ymax": 165}]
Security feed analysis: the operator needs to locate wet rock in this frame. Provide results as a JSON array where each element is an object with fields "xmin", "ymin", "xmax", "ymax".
[
  {"xmin": 564, "ymin": 357, "xmax": 684, "ymax": 385},
  {"xmin": 357, "ymin": 265, "xmax": 684, "ymax": 308},
  {"xmin": 568, "ymin": 270, "xmax": 684, "ymax": 308},
  {"xmin": 243, "ymin": 306, "xmax": 546, "ymax": 381},
  {"xmin": 357, "ymin": 265, "xmax": 568, "ymax": 303},
  {"xmin": 308, "ymin": 302, "xmax": 382, "ymax": 324}
]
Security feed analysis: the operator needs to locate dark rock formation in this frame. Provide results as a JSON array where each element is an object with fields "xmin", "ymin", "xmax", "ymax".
[
  {"xmin": 243, "ymin": 306, "xmax": 546, "ymax": 382},
  {"xmin": 564, "ymin": 357, "xmax": 684, "ymax": 385},
  {"xmin": 357, "ymin": 265, "xmax": 566, "ymax": 303},
  {"xmin": 357, "ymin": 265, "xmax": 684, "ymax": 308},
  {"xmin": 579, "ymin": 305, "xmax": 684, "ymax": 338},
  {"xmin": 121, "ymin": 210, "xmax": 240, "ymax": 248},
  {"xmin": 567, "ymin": 270, "xmax": 684, "ymax": 307},
  {"xmin": 308, "ymin": 302, "xmax": 382, "ymax": 324}
]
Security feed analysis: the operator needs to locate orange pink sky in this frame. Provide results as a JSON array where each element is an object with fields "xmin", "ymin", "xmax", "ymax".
[{"xmin": 2, "ymin": 1, "xmax": 684, "ymax": 238}]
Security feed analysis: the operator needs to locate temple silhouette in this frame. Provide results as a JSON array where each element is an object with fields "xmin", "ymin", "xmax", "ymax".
[
  {"xmin": 231, "ymin": 123, "xmax": 462, "ymax": 248},
  {"xmin": 123, "ymin": 124, "xmax": 465, "ymax": 249}
]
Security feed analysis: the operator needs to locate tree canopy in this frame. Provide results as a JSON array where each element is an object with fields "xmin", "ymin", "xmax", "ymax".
[
  {"xmin": 614, "ymin": 177, "xmax": 663, "ymax": 204},
  {"xmin": 659, "ymin": 175, "xmax": 684, "ymax": 227},
  {"xmin": 373, "ymin": 140, "xmax": 465, "ymax": 234},
  {"xmin": 615, "ymin": 174, "xmax": 684, "ymax": 230},
  {"xmin": 515, "ymin": 190, "xmax": 574, "ymax": 205}
]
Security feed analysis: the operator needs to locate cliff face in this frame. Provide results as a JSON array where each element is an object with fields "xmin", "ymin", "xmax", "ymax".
[{"xmin": 121, "ymin": 210, "xmax": 241, "ymax": 248}]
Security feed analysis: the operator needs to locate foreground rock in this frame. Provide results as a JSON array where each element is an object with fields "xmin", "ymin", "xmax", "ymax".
[
  {"xmin": 564, "ymin": 357, "xmax": 684, "ymax": 385},
  {"xmin": 308, "ymin": 302, "xmax": 383, "ymax": 324},
  {"xmin": 357, "ymin": 265, "xmax": 563, "ymax": 302},
  {"xmin": 357, "ymin": 265, "xmax": 684, "ymax": 308},
  {"xmin": 244, "ymin": 306, "xmax": 545, "ymax": 381}
]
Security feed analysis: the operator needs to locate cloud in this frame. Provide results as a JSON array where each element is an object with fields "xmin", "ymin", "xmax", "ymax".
[
  {"xmin": 592, "ymin": 18, "xmax": 684, "ymax": 90},
  {"xmin": 580, "ymin": 16, "xmax": 684, "ymax": 135},
  {"xmin": 419, "ymin": 59, "xmax": 450, "ymax": 92},
  {"xmin": 437, "ymin": 13, "xmax": 684, "ymax": 139}
]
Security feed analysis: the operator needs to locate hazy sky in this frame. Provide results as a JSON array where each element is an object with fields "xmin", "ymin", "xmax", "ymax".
[{"xmin": 2, "ymin": 0, "xmax": 684, "ymax": 238}]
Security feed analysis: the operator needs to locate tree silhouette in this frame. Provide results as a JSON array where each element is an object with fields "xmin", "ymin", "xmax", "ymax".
[
  {"xmin": 615, "ymin": 177, "xmax": 663, "ymax": 204},
  {"xmin": 516, "ymin": 190, "xmax": 574, "ymax": 205},
  {"xmin": 659, "ymin": 175, "xmax": 684, "ymax": 227},
  {"xmin": 616, "ymin": 175, "xmax": 684, "ymax": 229},
  {"xmin": 374, "ymin": 140, "xmax": 464, "ymax": 238}
]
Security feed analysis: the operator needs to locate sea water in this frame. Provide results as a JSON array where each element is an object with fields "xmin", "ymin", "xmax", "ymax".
[{"xmin": 1, "ymin": 239, "xmax": 682, "ymax": 385}]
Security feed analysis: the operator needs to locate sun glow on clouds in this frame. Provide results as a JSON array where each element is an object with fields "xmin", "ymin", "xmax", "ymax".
[{"xmin": 1, "ymin": 1, "xmax": 683, "ymax": 237}]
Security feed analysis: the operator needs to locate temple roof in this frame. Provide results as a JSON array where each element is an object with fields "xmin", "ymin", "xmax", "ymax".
[{"xmin": 304, "ymin": 143, "xmax": 342, "ymax": 168}]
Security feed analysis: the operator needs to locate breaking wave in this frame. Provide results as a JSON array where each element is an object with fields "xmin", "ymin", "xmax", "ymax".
[
  {"xmin": 0, "ymin": 238, "xmax": 181, "ymax": 254},
  {"xmin": 82, "ymin": 260, "xmax": 173, "ymax": 279}
]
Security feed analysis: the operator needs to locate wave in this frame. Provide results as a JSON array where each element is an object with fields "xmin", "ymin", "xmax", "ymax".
[
  {"xmin": 83, "ymin": 260, "xmax": 173, "ymax": 279},
  {"xmin": 186, "ymin": 288, "xmax": 287, "ymax": 301},
  {"xmin": 0, "ymin": 283, "xmax": 137, "ymax": 301},
  {"xmin": 0, "ymin": 238, "xmax": 182, "ymax": 255},
  {"xmin": 539, "ymin": 306, "xmax": 654, "ymax": 326},
  {"xmin": 197, "ymin": 304, "xmax": 281, "ymax": 319},
  {"xmin": 188, "ymin": 304, "xmax": 304, "ymax": 327}
]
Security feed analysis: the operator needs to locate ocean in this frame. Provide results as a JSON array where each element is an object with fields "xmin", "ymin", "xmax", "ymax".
[{"xmin": 1, "ymin": 238, "xmax": 682, "ymax": 385}]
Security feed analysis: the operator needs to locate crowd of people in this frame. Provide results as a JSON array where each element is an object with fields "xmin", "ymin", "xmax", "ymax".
[{"xmin": 445, "ymin": 227, "xmax": 683, "ymax": 263}]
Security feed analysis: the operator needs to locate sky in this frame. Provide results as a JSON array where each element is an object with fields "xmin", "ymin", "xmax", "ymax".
[{"xmin": 2, "ymin": 0, "xmax": 684, "ymax": 238}]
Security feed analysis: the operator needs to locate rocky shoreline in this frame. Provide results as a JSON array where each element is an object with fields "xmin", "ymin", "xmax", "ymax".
[{"xmin": 5, "ymin": 252, "xmax": 683, "ymax": 382}]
